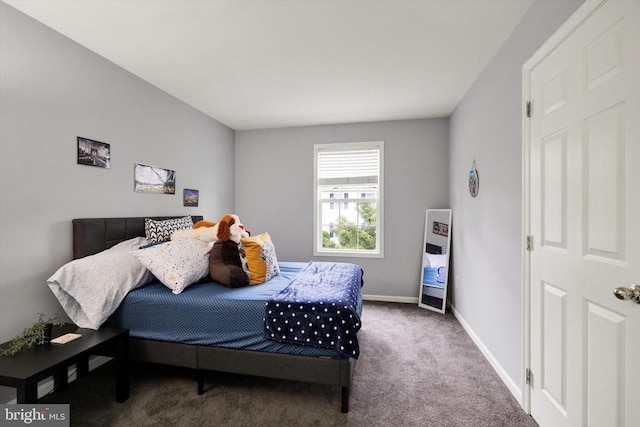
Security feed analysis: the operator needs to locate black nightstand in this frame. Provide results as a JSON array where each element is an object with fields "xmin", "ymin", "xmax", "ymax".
[{"xmin": 0, "ymin": 324, "xmax": 129, "ymax": 403}]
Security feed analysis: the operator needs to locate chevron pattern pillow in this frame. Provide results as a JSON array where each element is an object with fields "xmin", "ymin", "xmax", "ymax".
[{"xmin": 145, "ymin": 216, "xmax": 193, "ymax": 244}]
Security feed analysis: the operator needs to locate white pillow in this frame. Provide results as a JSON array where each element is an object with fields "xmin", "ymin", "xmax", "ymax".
[
  {"xmin": 47, "ymin": 236, "xmax": 153, "ymax": 329},
  {"xmin": 131, "ymin": 239, "xmax": 212, "ymax": 294}
]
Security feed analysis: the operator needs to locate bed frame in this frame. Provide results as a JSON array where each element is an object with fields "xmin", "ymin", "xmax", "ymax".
[{"xmin": 72, "ymin": 216, "xmax": 356, "ymax": 412}]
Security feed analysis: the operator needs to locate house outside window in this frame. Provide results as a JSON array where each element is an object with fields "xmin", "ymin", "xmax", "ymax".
[{"xmin": 313, "ymin": 141, "xmax": 384, "ymax": 258}]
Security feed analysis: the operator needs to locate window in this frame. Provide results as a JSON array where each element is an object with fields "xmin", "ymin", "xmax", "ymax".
[{"xmin": 314, "ymin": 141, "xmax": 384, "ymax": 258}]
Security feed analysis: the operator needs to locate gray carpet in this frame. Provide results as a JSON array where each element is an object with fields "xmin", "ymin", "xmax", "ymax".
[{"xmin": 41, "ymin": 301, "xmax": 538, "ymax": 426}]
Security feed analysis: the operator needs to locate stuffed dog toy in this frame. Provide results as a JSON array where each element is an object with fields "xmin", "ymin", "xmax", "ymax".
[
  {"xmin": 208, "ymin": 214, "xmax": 250, "ymax": 288},
  {"xmin": 170, "ymin": 220, "xmax": 219, "ymax": 243}
]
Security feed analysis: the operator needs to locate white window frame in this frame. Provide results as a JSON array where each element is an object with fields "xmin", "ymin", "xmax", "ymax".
[{"xmin": 313, "ymin": 141, "xmax": 384, "ymax": 258}]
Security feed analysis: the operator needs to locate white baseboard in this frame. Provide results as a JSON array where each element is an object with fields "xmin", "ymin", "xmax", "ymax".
[
  {"xmin": 4, "ymin": 355, "xmax": 111, "ymax": 404},
  {"xmin": 363, "ymin": 294, "xmax": 418, "ymax": 304},
  {"xmin": 448, "ymin": 304, "xmax": 523, "ymax": 405}
]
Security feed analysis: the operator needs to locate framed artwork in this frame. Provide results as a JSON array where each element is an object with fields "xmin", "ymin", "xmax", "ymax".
[
  {"xmin": 134, "ymin": 163, "xmax": 175, "ymax": 194},
  {"xmin": 432, "ymin": 221, "xmax": 449, "ymax": 237},
  {"xmin": 183, "ymin": 189, "xmax": 199, "ymax": 207},
  {"xmin": 77, "ymin": 137, "xmax": 110, "ymax": 168}
]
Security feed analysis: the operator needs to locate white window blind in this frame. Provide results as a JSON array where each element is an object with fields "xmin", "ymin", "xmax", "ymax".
[{"xmin": 317, "ymin": 148, "xmax": 380, "ymax": 186}]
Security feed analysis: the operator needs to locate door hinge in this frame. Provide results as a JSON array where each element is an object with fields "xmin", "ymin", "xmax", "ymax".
[
  {"xmin": 526, "ymin": 101, "xmax": 532, "ymax": 118},
  {"xmin": 526, "ymin": 235, "xmax": 533, "ymax": 251},
  {"xmin": 526, "ymin": 368, "xmax": 532, "ymax": 385}
]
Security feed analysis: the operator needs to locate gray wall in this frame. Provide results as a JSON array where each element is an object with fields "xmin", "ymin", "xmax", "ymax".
[
  {"xmin": 448, "ymin": 0, "xmax": 584, "ymax": 393},
  {"xmin": 0, "ymin": 3, "xmax": 235, "ymax": 347},
  {"xmin": 235, "ymin": 119, "xmax": 449, "ymax": 300}
]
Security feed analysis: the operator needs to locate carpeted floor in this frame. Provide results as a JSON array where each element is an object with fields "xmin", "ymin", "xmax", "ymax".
[{"xmin": 40, "ymin": 301, "xmax": 538, "ymax": 426}]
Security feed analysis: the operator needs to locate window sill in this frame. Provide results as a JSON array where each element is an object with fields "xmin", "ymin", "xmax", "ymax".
[{"xmin": 314, "ymin": 250, "xmax": 383, "ymax": 259}]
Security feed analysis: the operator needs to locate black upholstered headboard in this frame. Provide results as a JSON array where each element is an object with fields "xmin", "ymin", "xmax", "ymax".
[{"xmin": 72, "ymin": 216, "xmax": 203, "ymax": 259}]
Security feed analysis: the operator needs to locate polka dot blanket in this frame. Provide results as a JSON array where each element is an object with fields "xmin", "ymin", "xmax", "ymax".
[{"xmin": 263, "ymin": 261, "xmax": 363, "ymax": 359}]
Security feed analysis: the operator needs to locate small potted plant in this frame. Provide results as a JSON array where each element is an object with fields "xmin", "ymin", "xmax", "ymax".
[{"xmin": 0, "ymin": 313, "xmax": 65, "ymax": 356}]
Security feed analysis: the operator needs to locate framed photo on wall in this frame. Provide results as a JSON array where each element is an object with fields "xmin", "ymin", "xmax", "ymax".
[
  {"xmin": 183, "ymin": 189, "xmax": 199, "ymax": 206},
  {"xmin": 134, "ymin": 163, "xmax": 175, "ymax": 194},
  {"xmin": 77, "ymin": 137, "xmax": 110, "ymax": 168}
]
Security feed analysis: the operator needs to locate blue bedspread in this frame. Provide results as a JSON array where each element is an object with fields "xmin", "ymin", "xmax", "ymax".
[
  {"xmin": 264, "ymin": 261, "xmax": 363, "ymax": 358},
  {"xmin": 107, "ymin": 263, "xmax": 351, "ymax": 357}
]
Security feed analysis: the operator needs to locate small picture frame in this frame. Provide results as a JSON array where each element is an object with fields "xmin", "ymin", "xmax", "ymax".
[
  {"xmin": 77, "ymin": 137, "xmax": 110, "ymax": 168},
  {"xmin": 183, "ymin": 189, "xmax": 199, "ymax": 207},
  {"xmin": 134, "ymin": 163, "xmax": 175, "ymax": 194},
  {"xmin": 432, "ymin": 221, "xmax": 449, "ymax": 237}
]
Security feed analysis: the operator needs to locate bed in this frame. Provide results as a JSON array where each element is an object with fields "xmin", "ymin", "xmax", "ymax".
[{"xmin": 62, "ymin": 216, "xmax": 363, "ymax": 412}]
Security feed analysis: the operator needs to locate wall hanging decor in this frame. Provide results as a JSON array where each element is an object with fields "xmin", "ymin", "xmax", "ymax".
[
  {"xmin": 134, "ymin": 163, "xmax": 175, "ymax": 194},
  {"xmin": 183, "ymin": 189, "xmax": 199, "ymax": 207},
  {"xmin": 77, "ymin": 137, "xmax": 110, "ymax": 168},
  {"xmin": 468, "ymin": 159, "xmax": 479, "ymax": 197}
]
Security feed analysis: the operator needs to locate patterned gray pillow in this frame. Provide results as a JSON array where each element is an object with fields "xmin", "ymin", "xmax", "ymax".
[{"xmin": 145, "ymin": 216, "xmax": 193, "ymax": 243}]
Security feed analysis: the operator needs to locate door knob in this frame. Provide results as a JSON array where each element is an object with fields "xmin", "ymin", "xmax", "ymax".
[{"xmin": 613, "ymin": 284, "xmax": 640, "ymax": 303}]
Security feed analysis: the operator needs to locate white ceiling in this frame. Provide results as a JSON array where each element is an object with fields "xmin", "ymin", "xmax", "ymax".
[{"xmin": 3, "ymin": 0, "xmax": 533, "ymax": 130}]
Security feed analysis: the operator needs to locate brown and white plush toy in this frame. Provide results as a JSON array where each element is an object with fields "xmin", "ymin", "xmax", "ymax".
[
  {"xmin": 208, "ymin": 214, "xmax": 250, "ymax": 288},
  {"xmin": 170, "ymin": 220, "xmax": 219, "ymax": 243}
]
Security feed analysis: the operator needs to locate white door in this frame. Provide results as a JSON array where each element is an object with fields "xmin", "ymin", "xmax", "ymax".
[{"xmin": 526, "ymin": 0, "xmax": 639, "ymax": 426}]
